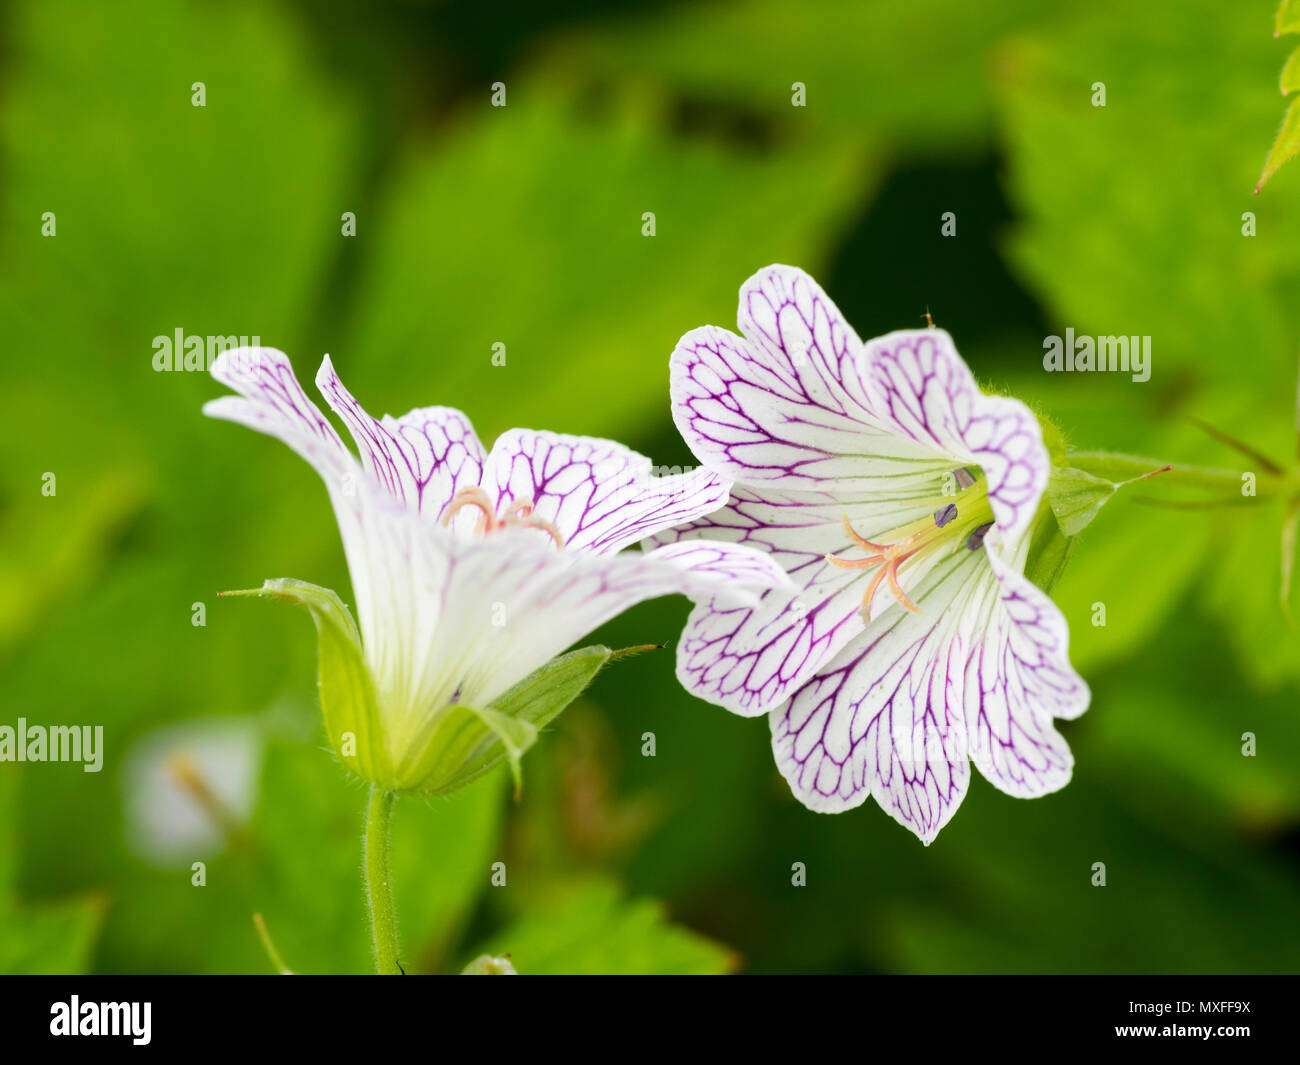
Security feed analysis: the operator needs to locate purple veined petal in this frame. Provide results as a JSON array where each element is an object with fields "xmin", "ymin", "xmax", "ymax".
[
  {"xmin": 770, "ymin": 548, "xmax": 990, "ymax": 844},
  {"xmin": 380, "ymin": 528, "xmax": 795, "ymax": 757},
  {"xmin": 479, "ymin": 428, "xmax": 731, "ymax": 555},
  {"xmin": 736, "ymin": 264, "xmax": 874, "ymax": 416},
  {"xmin": 862, "ymin": 329, "xmax": 1049, "ymax": 542},
  {"xmin": 204, "ymin": 346, "xmax": 355, "ymax": 487},
  {"xmin": 315, "ymin": 354, "xmax": 486, "ymax": 520},
  {"xmin": 671, "ymin": 325, "xmax": 938, "ymax": 493},
  {"xmin": 641, "ymin": 539, "xmax": 793, "ymax": 603},
  {"xmin": 649, "ymin": 484, "xmax": 956, "ymax": 717},
  {"xmin": 671, "ymin": 267, "xmax": 955, "ymax": 494},
  {"xmin": 959, "ymin": 544, "xmax": 1091, "ymax": 798},
  {"xmin": 205, "ymin": 349, "xmax": 430, "ymax": 722}
]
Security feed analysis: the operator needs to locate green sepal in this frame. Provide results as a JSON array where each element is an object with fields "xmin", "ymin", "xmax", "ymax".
[
  {"xmin": 1046, "ymin": 454, "xmax": 1170, "ymax": 537},
  {"xmin": 219, "ymin": 578, "xmax": 392, "ymax": 786},
  {"xmin": 407, "ymin": 644, "xmax": 615, "ymax": 798},
  {"xmin": 1022, "ymin": 500, "xmax": 1074, "ymax": 595}
]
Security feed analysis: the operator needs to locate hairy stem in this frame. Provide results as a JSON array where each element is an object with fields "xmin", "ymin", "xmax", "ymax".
[{"xmin": 364, "ymin": 786, "xmax": 402, "ymax": 975}]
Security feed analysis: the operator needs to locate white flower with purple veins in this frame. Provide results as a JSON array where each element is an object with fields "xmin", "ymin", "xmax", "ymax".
[
  {"xmin": 205, "ymin": 347, "xmax": 787, "ymax": 796},
  {"xmin": 658, "ymin": 265, "xmax": 1090, "ymax": 843}
]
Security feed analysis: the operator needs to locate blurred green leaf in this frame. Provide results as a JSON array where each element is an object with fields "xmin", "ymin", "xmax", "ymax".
[
  {"xmin": 1280, "ymin": 46, "xmax": 1300, "ymax": 92},
  {"xmin": 996, "ymin": 0, "xmax": 1300, "ymax": 684},
  {"xmin": 1278, "ymin": 0, "xmax": 1300, "ymax": 36},
  {"xmin": 0, "ymin": 896, "xmax": 106, "ymax": 975},
  {"xmin": 344, "ymin": 64, "xmax": 872, "ymax": 444},
  {"xmin": 238, "ymin": 739, "xmax": 506, "ymax": 974},
  {"xmin": 0, "ymin": 768, "xmax": 105, "ymax": 974},
  {"xmin": 560, "ymin": 0, "xmax": 1087, "ymax": 150},
  {"xmin": 1259, "ymin": 96, "xmax": 1300, "ymax": 190},
  {"xmin": 472, "ymin": 877, "xmax": 737, "ymax": 975}
]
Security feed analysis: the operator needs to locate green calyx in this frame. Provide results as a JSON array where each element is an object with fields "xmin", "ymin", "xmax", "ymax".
[{"xmin": 219, "ymin": 578, "xmax": 629, "ymax": 797}]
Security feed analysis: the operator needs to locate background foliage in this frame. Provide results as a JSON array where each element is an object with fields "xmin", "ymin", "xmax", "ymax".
[{"xmin": 1, "ymin": 0, "xmax": 1298, "ymax": 973}]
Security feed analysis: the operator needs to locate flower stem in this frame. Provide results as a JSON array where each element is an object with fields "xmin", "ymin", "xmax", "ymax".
[{"xmin": 364, "ymin": 785, "xmax": 402, "ymax": 975}]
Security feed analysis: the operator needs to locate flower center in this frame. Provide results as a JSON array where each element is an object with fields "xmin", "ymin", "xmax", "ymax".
[
  {"xmin": 441, "ymin": 486, "xmax": 565, "ymax": 547},
  {"xmin": 825, "ymin": 470, "xmax": 994, "ymax": 619}
]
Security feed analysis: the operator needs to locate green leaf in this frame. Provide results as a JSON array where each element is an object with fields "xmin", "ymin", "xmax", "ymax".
[
  {"xmin": 0, "ymin": 768, "xmax": 105, "ymax": 974},
  {"xmin": 471, "ymin": 878, "xmax": 737, "ymax": 975},
  {"xmin": 1278, "ymin": 0, "xmax": 1300, "ymax": 37},
  {"xmin": 220, "ymin": 579, "xmax": 390, "ymax": 786},
  {"xmin": 345, "ymin": 70, "xmax": 870, "ymax": 442},
  {"xmin": 1281, "ymin": 46, "xmax": 1300, "ymax": 94},
  {"xmin": 1259, "ymin": 95, "xmax": 1300, "ymax": 192},
  {"xmin": 245, "ymin": 739, "xmax": 505, "ymax": 974},
  {"xmin": 0, "ymin": 896, "xmax": 107, "ymax": 975},
  {"xmin": 1047, "ymin": 455, "xmax": 1169, "ymax": 536},
  {"xmin": 559, "ymin": 0, "xmax": 1079, "ymax": 150}
]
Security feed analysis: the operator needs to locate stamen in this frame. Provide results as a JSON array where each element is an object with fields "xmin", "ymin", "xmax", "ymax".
[
  {"xmin": 826, "ymin": 514, "xmax": 925, "ymax": 619},
  {"xmin": 841, "ymin": 513, "xmax": 888, "ymax": 553},
  {"xmin": 933, "ymin": 503, "xmax": 958, "ymax": 528},
  {"xmin": 953, "ymin": 467, "xmax": 976, "ymax": 490},
  {"xmin": 966, "ymin": 521, "xmax": 993, "ymax": 551}
]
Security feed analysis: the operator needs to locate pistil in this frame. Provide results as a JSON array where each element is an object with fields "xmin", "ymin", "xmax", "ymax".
[{"xmin": 441, "ymin": 486, "xmax": 565, "ymax": 546}]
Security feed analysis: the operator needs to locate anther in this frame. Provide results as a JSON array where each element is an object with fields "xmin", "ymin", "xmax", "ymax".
[{"xmin": 966, "ymin": 521, "xmax": 993, "ymax": 551}]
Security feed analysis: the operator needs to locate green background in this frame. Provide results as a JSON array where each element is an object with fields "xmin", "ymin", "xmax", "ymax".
[{"xmin": 2, "ymin": 0, "xmax": 1299, "ymax": 973}]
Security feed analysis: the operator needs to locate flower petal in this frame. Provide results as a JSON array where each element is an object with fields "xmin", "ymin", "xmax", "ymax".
[
  {"xmin": 480, "ymin": 428, "xmax": 730, "ymax": 554},
  {"xmin": 770, "ymin": 550, "xmax": 987, "ymax": 843},
  {"xmin": 203, "ymin": 346, "xmax": 354, "ymax": 485},
  {"xmin": 642, "ymin": 538, "xmax": 794, "ymax": 600},
  {"xmin": 379, "ymin": 527, "xmax": 790, "ymax": 771},
  {"xmin": 649, "ymin": 483, "xmax": 950, "ymax": 716},
  {"xmin": 961, "ymin": 544, "xmax": 1090, "ymax": 798},
  {"xmin": 315, "ymin": 354, "xmax": 486, "ymax": 520},
  {"xmin": 670, "ymin": 265, "xmax": 956, "ymax": 495},
  {"xmin": 862, "ymin": 329, "xmax": 1049, "ymax": 541}
]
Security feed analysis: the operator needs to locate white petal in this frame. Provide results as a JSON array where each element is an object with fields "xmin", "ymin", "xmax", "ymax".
[
  {"xmin": 480, "ymin": 428, "xmax": 731, "ymax": 554},
  {"xmin": 650, "ymin": 484, "xmax": 946, "ymax": 717},
  {"xmin": 961, "ymin": 545, "xmax": 1091, "ymax": 797},
  {"xmin": 378, "ymin": 527, "xmax": 788, "ymax": 771},
  {"xmin": 316, "ymin": 354, "xmax": 486, "ymax": 520},
  {"xmin": 770, "ymin": 549, "xmax": 988, "ymax": 843},
  {"xmin": 862, "ymin": 329, "xmax": 1049, "ymax": 540},
  {"xmin": 671, "ymin": 266, "xmax": 952, "ymax": 496},
  {"xmin": 204, "ymin": 346, "xmax": 355, "ymax": 488}
]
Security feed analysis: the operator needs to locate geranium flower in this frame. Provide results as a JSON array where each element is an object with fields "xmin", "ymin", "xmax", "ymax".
[
  {"xmin": 205, "ymin": 347, "xmax": 788, "ymax": 795},
  {"xmin": 657, "ymin": 265, "xmax": 1090, "ymax": 843}
]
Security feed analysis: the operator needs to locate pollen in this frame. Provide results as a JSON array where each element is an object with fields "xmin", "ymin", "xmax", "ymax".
[{"xmin": 441, "ymin": 486, "xmax": 565, "ymax": 547}]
